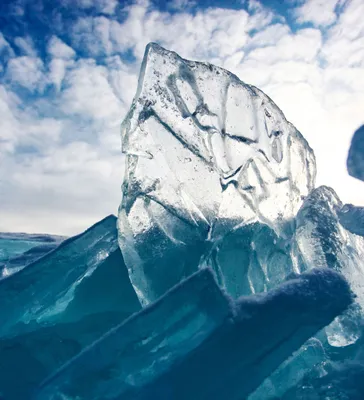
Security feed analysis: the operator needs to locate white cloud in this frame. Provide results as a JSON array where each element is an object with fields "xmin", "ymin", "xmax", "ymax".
[
  {"xmin": 247, "ymin": 0, "xmax": 278, "ymax": 25},
  {"xmin": 167, "ymin": 0, "xmax": 197, "ymax": 11},
  {"xmin": 47, "ymin": 36, "xmax": 76, "ymax": 59},
  {"xmin": 93, "ymin": 17, "xmax": 113, "ymax": 55},
  {"xmin": 321, "ymin": 0, "xmax": 364, "ymax": 67},
  {"xmin": 104, "ymin": 55, "xmax": 138, "ymax": 107},
  {"xmin": 8, "ymin": 2, "xmax": 25, "ymax": 17},
  {"xmin": 46, "ymin": 38, "xmax": 76, "ymax": 91},
  {"xmin": 0, "ymin": 32, "xmax": 15, "ymax": 60},
  {"xmin": 5, "ymin": 56, "xmax": 45, "ymax": 92},
  {"xmin": 71, "ymin": 16, "xmax": 113, "ymax": 56},
  {"xmin": 60, "ymin": 59, "xmax": 123, "ymax": 122},
  {"xmin": 293, "ymin": 0, "xmax": 339, "ymax": 27},
  {"xmin": 61, "ymin": 0, "xmax": 117, "ymax": 14},
  {"xmin": 14, "ymin": 36, "xmax": 37, "ymax": 56},
  {"xmin": 100, "ymin": 0, "xmax": 117, "ymax": 14},
  {"xmin": 1, "ymin": 0, "xmax": 364, "ymax": 235},
  {"xmin": 0, "ymin": 85, "xmax": 21, "ymax": 154},
  {"xmin": 0, "ymin": 138, "xmax": 122, "ymax": 235},
  {"xmin": 0, "ymin": 87, "xmax": 122, "ymax": 235},
  {"xmin": 0, "ymin": 85, "xmax": 62, "ymax": 154},
  {"xmin": 109, "ymin": 5, "xmax": 254, "ymax": 61},
  {"xmin": 78, "ymin": 0, "xmax": 117, "ymax": 14},
  {"xmin": 0, "ymin": 33, "xmax": 11, "ymax": 50},
  {"xmin": 247, "ymin": 23, "xmax": 290, "ymax": 48},
  {"xmin": 0, "ymin": 35, "xmax": 137, "ymax": 233},
  {"xmin": 246, "ymin": 28, "xmax": 322, "ymax": 63},
  {"xmin": 48, "ymin": 58, "xmax": 69, "ymax": 91},
  {"xmin": 66, "ymin": 0, "xmax": 272, "ymax": 63}
]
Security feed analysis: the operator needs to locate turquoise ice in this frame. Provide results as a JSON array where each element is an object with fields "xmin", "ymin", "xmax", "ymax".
[{"xmin": 0, "ymin": 216, "xmax": 140, "ymax": 399}]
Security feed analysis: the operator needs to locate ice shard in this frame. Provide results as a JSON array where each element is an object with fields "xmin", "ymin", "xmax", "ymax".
[
  {"xmin": 293, "ymin": 186, "xmax": 364, "ymax": 346},
  {"xmin": 249, "ymin": 338, "xmax": 326, "ymax": 400},
  {"xmin": 0, "ymin": 216, "xmax": 140, "ymax": 400},
  {"xmin": 36, "ymin": 267, "xmax": 352, "ymax": 400},
  {"xmin": 347, "ymin": 125, "xmax": 364, "ymax": 181},
  {"xmin": 118, "ymin": 42, "xmax": 316, "ymax": 305},
  {"xmin": 338, "ymin": 204, "xmax": 364, "ymax": 237},
  {"xmin": 282, "ymin": 359, "xmax": 364, "ymax": 400},
  {"xmin": 282, "ymin": 298, "xmax": 364, "ymax": 399},
  {"xmin": 200, "ymin": 221, "xmax": 295, "ymax": 298},
  {"xmin": 35, "ymin": 268, "xmax": 230, "ymax": 400},
  {"xmin": 293, "ymin": 186, "xmax": 364, "ymax": 296}
]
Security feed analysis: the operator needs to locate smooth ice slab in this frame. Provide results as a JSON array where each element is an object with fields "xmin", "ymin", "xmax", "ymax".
[
  {"xmin": 35, "ymin": 268, "xmax": 230, "ymax": 399},
  {"xmin": 36, "ymin": 268, "xmax": 352, "ymax": 400},
  {"xmin": 118, "ymin": 42, "xmax": 316, "ymax": 305},
  {"xmin": 0, "ymin": 216, "xmax": 140, "ymax": 400},
  {"xmin": 0, "ymin": 215, "xmax": 140, "ymax": 338},
  {"xmin": 347, "ymin": 125, "xmax": 364, "ymax": 181}
]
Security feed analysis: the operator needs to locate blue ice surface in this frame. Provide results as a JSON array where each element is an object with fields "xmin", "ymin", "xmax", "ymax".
[
  {"xmin": 249, "ymin": 338, "xmax": 326, "ymax": 400},
  {"xmin": 347, "ymin": 125, "xmax": 364, "ymax": 182},
  {"xmin": 35, "ymin": 267, "xmax": 352, "ymax": 400},
  {"xmin": 0, "ymin": 232, "xmax": 64, "ymax": 266},
  {"xmin": 0, "ymin": 242, "xmax": 60, "ymax": 277},
  {"xmin": 282, "ymin": 345, "xmax": 364, "ymax": 399},
  {"xmin": 0, "ymin": 215, "xmax": 140, "ymax": 400}
]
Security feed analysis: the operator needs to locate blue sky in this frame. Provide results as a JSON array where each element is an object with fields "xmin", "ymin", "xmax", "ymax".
[{"xmin": 0, "ymin": 0, "xmax": 363, "ymax": 235}]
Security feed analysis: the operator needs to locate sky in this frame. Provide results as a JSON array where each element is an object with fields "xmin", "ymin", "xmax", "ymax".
[{"xmin": 0, "ymin": 0, "xmax": 363, "ymax": 236}]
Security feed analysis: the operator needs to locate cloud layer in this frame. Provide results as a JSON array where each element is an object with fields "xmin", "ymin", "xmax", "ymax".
[{"xmin": 0, "ymin": 0, "xmax": 363, "ymax": 235}]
